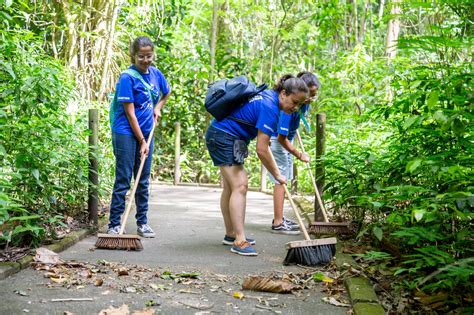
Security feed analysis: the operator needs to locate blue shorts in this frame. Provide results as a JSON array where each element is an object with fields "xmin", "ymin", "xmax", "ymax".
[
  {"xmin": 205, "ymin": 124, "xmax": 249, "ymax": 166},
  {"xmin": 268, "ymin": 137, "xmax": 294, "ymax": 184}
]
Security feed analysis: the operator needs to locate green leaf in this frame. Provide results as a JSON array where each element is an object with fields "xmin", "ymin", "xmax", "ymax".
[
  {"xmin": 413, "ymin": 209, "xmax": 425, "ymax": 222},
  {"xmin": 427, "ymin": 91, "xmax": 439, "ymax": 108},
  {"xmin": 406, "ymin": 158, "xmax": 422, "ymax": 173},
  {"xmin": 32, "ymin": 169, "xmax": 40, "ymax": 180},
  {"xmin": 373, "ymin": 226, "xmax": 383, "ymax": 241},
  {"xmin": 403, "ymin": 116, "xmax": 418, "ymax": 130},
  {"xmin": 452, "ymin": 118, "xmax": 465, "ymax": 135}
]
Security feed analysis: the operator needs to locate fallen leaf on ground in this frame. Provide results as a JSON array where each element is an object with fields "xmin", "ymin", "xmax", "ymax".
[
  {"xmin": 176, "ymin": 272, "xmax": 200, "ymax": 278},
  {"xmin": 145, "ymin": 299, "xmax": 161, "ymax": 307},
  {"xmin": 94, "ymin": 278, "xmax": 104, "ymax": 286},
  {"xmin": 98, "ymin": 304, "xmax": 129, "ymax": 315},
  {"xmin": 242, "ymin": 276, "xmax": 302, "ymax": 294},
  {"xmin": 34, "ymin": 248, "xmax": 62, "ymax": 264},
  {"xmin": 321, "ymin": 297, "xmax": 350, "ymax": 307},
  {"xmin": 50, "ymin": 276, "xmax": 68, "ymax": 284},
  {"xmin": 14, "ymin": 290, "xmax": 28, "ymax": 296},
  {"xmin": 312, "ymin": 272, "xmax": 334, "ymax": 283},
  {"xmin": 233, "ymin": 291, "xmax": 245, "ymax": 300},
  {"xmin": 132, "ymin": 309, "xmax": 154, "ymax": 315},
  {"xmin": 178, "ymin": 300, "xmax": 214, "ymax": 310},
  {"xmin": 122, "ymin": 287, "xmax": 137, "ymax": 293}
]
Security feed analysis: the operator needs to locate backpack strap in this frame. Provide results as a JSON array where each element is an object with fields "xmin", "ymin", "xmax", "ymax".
[
  {"xmin": 123, "ymin": 69, "xmax": 153, "ymax": 90},
  {"xmin": 228, "ymin": 91, "xmax": 273, "ymax": 127},
  {"xmin": 299, "ymin": 111, "xmax": 311, "ymax": 132},
  {"xmin": 122, "ymin": 69, "xmax": 160, "ymax": 105}
]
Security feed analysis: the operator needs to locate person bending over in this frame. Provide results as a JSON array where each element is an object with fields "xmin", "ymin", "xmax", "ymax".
[{"xmin": 205, "ymin": 75, "xmax": 308, "ymax": 256}]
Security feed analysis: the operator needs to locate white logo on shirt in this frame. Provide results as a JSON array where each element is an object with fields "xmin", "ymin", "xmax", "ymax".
[
  {"xmin": 263, "ymin": 124, "xmax": 274, "ymax": 132},
  {"xmin": 249, "ymin": 95, "xmax": 263, "ymax": 102}
]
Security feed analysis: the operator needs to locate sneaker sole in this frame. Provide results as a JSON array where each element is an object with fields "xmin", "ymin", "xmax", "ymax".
[
  {"xmin": 271, "ymin": 229, "xmax": 301, "ymax": 235},
  {"xmin": 222, "ymin": 240, "xmax": 256, "ymax": 246},
  {"xmin": 230, "ymin": 248, "xmax": 258, "ymax": 256},
  {"xmin": 138, "ymin": 233, "xmax": 156, "ymax": 238}
]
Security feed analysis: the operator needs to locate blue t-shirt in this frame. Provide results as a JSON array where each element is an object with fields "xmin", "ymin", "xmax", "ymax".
[
  {"xmin": 272, "ymin": 104, "xmax": 310, "ymax": 140},
  {"xmin": 112, "ymin": 65, "xmax": 170, "ymax": 136},
  {"xmin": 212, "ymin": 90, "xmax": 280, "ymax": 141}
]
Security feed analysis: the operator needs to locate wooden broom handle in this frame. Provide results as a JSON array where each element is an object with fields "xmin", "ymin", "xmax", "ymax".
[
  {"xmin": 268, "ymin": 147, "xmax": 311, "ymax": 241},
  {"xmin": 296, "ymin": 130, "xmax": 329, "ymax": 223},
  {"xmin": 119, "ymin": 123, "xmax": 156, "ymax": 235}
]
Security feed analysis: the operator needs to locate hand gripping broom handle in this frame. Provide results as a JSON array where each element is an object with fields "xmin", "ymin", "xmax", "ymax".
[
  {"xmin": 296, "ymin": 130, "xmax": 329, "ymax": 223},
  {"xmin": 119, "ymin": 123, "xmax": 156, "ymax": 235},
  {"xmin": 268, "ymin": 148, "xmax": 311, "ymax": 241}
]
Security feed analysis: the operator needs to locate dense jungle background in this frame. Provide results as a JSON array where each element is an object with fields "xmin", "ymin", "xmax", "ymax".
[{"xmin": 0, "ymin": 0, "xmax": 472, "ymax": 311}]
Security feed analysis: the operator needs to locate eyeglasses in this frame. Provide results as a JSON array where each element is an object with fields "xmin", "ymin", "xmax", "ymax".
[
  {"xmin": 136, "ymin": 54, "xmax": 154, "ymax": 61},
  {"xmin": 305, "ymin": 94, "xmax": 319, "ymax": 103}
]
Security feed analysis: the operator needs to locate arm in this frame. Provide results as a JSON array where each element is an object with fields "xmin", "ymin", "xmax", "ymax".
[
  {"xmin": 154, "ymin": 89, "xmax": 172, "ymax": 122},
  {"xmin": 256, "ymin": 130, "xmax": 287, "ymax": 185},
  {"xmin": 277, "ymin": 133, "xmax": 310, "ymax": 163},
  {"xmin": 123, "ymin": 102, "xmax": 149, "ymax": 157}
]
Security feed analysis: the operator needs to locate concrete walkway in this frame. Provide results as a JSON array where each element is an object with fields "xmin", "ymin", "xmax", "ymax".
[{"xmin": 0, "ymin": 184, "xmax": 348, "ymax": 314}]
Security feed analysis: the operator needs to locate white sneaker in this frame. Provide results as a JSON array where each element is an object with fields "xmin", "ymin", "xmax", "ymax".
[
  {"xmin": 137, "ymin": 224, "xmax": 156, "ymax": 238},
  {"xmin": 107, "ymin": 225, "xmax": 125, "ymax": 234}
]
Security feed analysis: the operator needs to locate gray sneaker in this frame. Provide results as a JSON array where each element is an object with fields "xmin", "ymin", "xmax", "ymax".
[
  {"xmin": 283, "ymin": 217, "xmax": 299, "ymax": 228},
  {"xmin": 271, "ymin": 221, "xmax": 301, "ymax": 235},
  {"xmin": 107, "ymin": 225, "xmax": 125, "ymax": 234},
  {"xmin": 137, "ymin": 224, "xmax": 156, "ymax": 238}
]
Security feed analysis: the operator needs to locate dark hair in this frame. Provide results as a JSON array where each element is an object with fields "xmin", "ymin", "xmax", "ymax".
[
  {"xmin": 130, "ymin": 36, "xmax": 154, "ymax": 63},
  {"xmin": 297, "ymin": 71, "xmax": 321, "ymax": 89},
  {"xmin": 273, "ymin": 74, "xmax": 308, "ymax": 95}
]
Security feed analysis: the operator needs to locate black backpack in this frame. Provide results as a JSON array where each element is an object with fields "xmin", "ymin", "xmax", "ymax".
[{"xmin": 205, "ymin": 75, "xmax": 267, "ymax": 121}]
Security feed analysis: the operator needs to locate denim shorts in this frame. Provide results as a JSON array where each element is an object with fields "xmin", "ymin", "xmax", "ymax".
[
  {"xmin": 268, "ymin": 137, "xmax": 294, "ymax": 184},
  {"xmin": 206, "ymin": 124, "xmax": 248, "ymax": 166}
]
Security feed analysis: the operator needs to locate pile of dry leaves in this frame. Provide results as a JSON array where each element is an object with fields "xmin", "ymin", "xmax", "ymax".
[{"xmin": 29, "ymin": 247, "xmax": 351, "ymax": 314}]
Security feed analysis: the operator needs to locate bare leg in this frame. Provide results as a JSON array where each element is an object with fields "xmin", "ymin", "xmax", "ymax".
[
  {"xmin": 220, "ymin": 174, "xmax": 234, "ymax": 237},
  {"xmin": 220, "ymin": 165, "xmax": 248, "ymax": 243},
  {"xmin": 273, "ymin": 183, "xmax": 285, "ymax": 225}
]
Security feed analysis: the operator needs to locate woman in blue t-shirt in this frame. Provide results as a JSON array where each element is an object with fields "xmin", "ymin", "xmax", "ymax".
[
  {"xmin": 205, "ymin": 75, "xmax": 308, "ymax": 256},
  {"xmin": 268, "ymin": 71, "xmax": 321, "ymax": 235},
  {"xmin": 108, "ymin": 36, "xmax": 171, "ymax": 238}
]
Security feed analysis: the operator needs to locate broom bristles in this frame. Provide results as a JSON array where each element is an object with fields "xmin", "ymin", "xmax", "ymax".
[
  {"xmin": 284, "ymin": 244, "xmax": 336, "ymax": 266},
  {"xmin": 95, "ymin": 234, "xmax": 143, "ymax": 251},
  {"xmin": 309, "ymin": 222, "xmax": 351, "ymax": 235},
  {"xmin": 284, "ymin": 237, "xmax": 337, "ymax": 266}
]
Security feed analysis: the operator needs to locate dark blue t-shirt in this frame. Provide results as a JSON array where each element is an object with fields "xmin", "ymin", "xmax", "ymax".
[
  {"xmin": 212, "ymin": 90, "xmax": 280, "ymax": 141},
  {"xmin": 113, "ymin": 65, "xmax": 170, "ymax": 136},
  {"xmin": 272, "ymin": 104, "xmax": 310, "ymax": 140}
]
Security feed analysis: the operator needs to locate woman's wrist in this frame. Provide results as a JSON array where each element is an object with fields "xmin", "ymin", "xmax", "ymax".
[{"xmin": 139, "ymin": 137, "xmax": 145, "ymax": 145}]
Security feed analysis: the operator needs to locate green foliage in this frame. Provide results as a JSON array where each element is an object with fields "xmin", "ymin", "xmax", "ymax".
[
  {"xmin": 1, "ymin": 0, "xmax": 472, "ymax": 308},
  {"xmin": 321, "ymin": 2, "xmax": 473, "ymax": 304},
  {"xmin": 0, "ymin": 22, "xmax": 89, "ymax": 246}
]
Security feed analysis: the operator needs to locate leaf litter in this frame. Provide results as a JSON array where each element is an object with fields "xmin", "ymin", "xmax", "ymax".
[{"xmin": 30, "ymin": 249, "xmax": 349, "ymax": 313}]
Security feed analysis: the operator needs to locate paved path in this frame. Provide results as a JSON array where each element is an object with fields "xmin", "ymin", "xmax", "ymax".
[{"xmin": 0, "ymin": 184, "xmax": 348, "ymax": 314}]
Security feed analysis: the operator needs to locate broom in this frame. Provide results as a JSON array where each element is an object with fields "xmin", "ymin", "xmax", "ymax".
[
  {"xmin": 95, "ymin": 123, "xmax": 156, "ymax": 251},
  {"xmin": 296, "ymin": 130, "xmax": 351, "ymax": 235},
  {"xmin": 268, "ymin": 148, "xmax": 336, "ymax": 266}
]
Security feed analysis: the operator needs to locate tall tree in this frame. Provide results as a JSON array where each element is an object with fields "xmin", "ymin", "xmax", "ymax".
[{"xmin": 385, "ymin": 0, "xmax": 401, "ymax": 59}]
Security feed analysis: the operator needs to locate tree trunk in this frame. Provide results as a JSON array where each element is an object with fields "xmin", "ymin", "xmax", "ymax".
[
  {"xmin": 97, "ymin": 0, "xmax": 119, "ymax": 101},
  {"xmin": 209, "ymin": 0, "xmax": 219, "ymax": 83},
  {"xmin": 385, "ymin": 0, "xmax": 401, "ymax": 59},
  {"xmin": 352, "ymin": 0, "xmax": 359, "ymax": 43},
  {"xmin": 379, "ymin": 0, "xmax": 385, "ymax": 19},
  {"xmin": 359, "ymin": 0, "xmax": 369, "ymax": 43}
]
